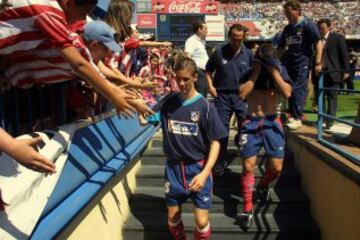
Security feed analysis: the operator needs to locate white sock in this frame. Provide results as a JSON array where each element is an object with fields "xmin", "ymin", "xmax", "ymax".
[
  {"xmin": 196, "ymin": 222, "xmax": 210, "ymax": 233},
  {"xmin": 168, "ymin": 218, "xmax": 182, "ymax": 227}
]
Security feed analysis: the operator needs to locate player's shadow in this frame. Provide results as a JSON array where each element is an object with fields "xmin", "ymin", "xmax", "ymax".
[
  {"xmin": 127, "ymin": 193, "xmax": 173, "ymax": 240},
  {"xmin": 212, "ymin": 149, "xmax": 242, "ymax": 220}
]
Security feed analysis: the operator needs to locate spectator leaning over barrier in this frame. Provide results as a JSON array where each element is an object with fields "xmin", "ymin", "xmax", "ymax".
[
  {"xmin": 0, "ymin": 0, "xmax": 145, "ymax": 117},
  {"xmin": 0, "ymin": 128, "xmax": 56, "ymax": 212},
  {"xmin": 104, "ymin": 0, "xmax": 171, "ymax": 85},
  {"xmin": 314, "ymin": 18, "xmax": 349, "ymax": 130},
  {"xmin": 69, "ymin": 20, "xmax": 128, "ymax": 120},
  {"xmin": 278, "ymin": 0, "xmax": 322, "ymax": 130},
  {"xmin": 0, "ymin": 128, "xmax": 56, "ymax": 173},
  {"xmin": 238, "ymin": 44, "xmax": 292, "ymax": 230},
  {"xmin": 146, "ymin": 57, "xmax": 227, "ymax": 240},
  {"xmin": 205, "ymin": 24, "xmax": 253, "ymax": 176},
  {"xmin": 185, "ymin": 20, "xmax": 209, "ymax": 98},
  {"xmin": 119, "ymin": 26, "xmax": 172, "ymax": 77}
]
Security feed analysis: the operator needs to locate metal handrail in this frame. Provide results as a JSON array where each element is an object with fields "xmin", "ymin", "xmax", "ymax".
[{"xmin": 317, "ymin": 70, "xmax": 360, "ymax": 164}]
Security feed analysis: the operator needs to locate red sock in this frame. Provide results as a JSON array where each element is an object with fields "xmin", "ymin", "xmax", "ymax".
[
  {"xmin": 241, "ymin": 173, "xmax": 255, "ymax": 212},
  {"xmin": 258, "ymin": 168, "xmax": 279, "ymax": 188},
  {"xmin": 168, "ymin": 219, "xmax": 186, "ymax": 240},
  {"xmin": 193, "ymin": 223, "xmax": 211, "ymax": 240},
  {"xmin": 0, "ymin": 189, "xmax": 8, "ymax": 212}
]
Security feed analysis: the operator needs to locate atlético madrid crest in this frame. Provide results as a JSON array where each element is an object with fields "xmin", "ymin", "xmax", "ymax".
[{"xmin": 190, "ymin": 111, "xmax": 200, "ymax": 122}]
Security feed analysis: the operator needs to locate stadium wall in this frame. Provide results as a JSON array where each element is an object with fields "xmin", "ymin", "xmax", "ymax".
[
  {"xmin": 286, "ymin": 130, "xmax": 360, "ymax": 240},
  {"xmin": 56, "ymin": 160, "xmax": 141, "ymax": 240}
]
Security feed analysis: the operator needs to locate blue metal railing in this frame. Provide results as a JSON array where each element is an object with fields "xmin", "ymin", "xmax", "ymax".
[
  {"xmin": 0, "ymin": 82, "xmax": 159, "ymax": 238},
  {"xmin": 317, "ymin": 70, "xmax": 360, "ymax": 164},
  {"xmin": 0, "ymin": 83, "xmax": 69, "ymax": 136}
]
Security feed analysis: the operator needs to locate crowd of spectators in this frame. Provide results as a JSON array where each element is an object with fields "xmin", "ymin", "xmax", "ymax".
[
  {"xmin": 0, "ymin": 0, "xmax": 179, "ymax": 138},
  {"xmin": 219, "ymin": 1, "xmax": 360, "ymax": 38}
]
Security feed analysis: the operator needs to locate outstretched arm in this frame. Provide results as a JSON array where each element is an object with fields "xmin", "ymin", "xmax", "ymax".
[
  {"xmin": 60, "ymin": 46, "xmax": 135, "ymax": 116},
  {"xmin": 139, "ymin": 41, "xmax": 172, "ymax": 48},
  {"xmin": 0, "ymin": 129, "xmax": 56, "ymax": 173}
]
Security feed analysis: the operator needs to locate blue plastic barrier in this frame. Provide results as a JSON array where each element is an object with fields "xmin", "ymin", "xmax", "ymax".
[{"xmin": 30, "ymin": 113, "xmax": 158, "ymax": 239}]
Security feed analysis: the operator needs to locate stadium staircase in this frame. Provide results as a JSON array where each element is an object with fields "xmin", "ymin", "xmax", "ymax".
[{"xmin": 122, "ymin": 130, "xmax": 321, "ymax": 239}]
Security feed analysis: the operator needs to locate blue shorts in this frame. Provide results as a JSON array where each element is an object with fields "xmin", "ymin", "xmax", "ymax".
[
  {"xmin": 165, "ymin": 160, "xmax": 213, "ymax": 210},
  {"xmin": 240, "ymin": 115, "xmax": 285, "ymax": 159}
]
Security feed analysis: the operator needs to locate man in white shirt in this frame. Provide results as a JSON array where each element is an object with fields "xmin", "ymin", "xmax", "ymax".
[{"xmin": 185, "ymin": 20, "xmax": 209, "ymax": 97}]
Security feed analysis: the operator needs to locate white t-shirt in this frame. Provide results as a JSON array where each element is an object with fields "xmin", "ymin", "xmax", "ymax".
[{"xmin": 184, "ymin": 34, "xmax": 209, "ymax": 70}]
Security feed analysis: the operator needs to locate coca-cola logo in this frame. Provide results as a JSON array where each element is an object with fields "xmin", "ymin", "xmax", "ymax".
[
  {"xmin": 153, "ymin": 2, "xmax": 165, "ymax": 11},
  {"xmin": 169, "ymin": 2, "xmax": 201, "ymax": 13},
  {"xmin": 205, "ymin": 4, "xmax": 217, "ymax": 12},
  {"xmin": 141, "ymin": 20, "xmax": 152, "ymax": 25},
  {"xmin": 152, "ymin": 0, "xmax": 218, "ymax": 14}
]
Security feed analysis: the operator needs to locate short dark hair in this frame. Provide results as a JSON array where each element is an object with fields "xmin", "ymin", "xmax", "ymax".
[
  {"xmin": 228, "ymin": 24, "xmax": 248, "ymax": 37},
  {"xmin": 192, "ymin": 20, "xmax": 206, "ymax": 33},
  {"xmin": 258, "ymin": 43, "xmax": 277, "ymax": 59},
  {"xmin": 75, "ymin": 0, "xmax": 98, "ymax": 6},
  {"xmin": 283, "ymin": 0, "xmax": 301, "ymax": 13},
  {"xmin": 174, "ymin": 57, "xmax": 197, "ymax": 76},
  {"xmin": 317, "ymin": 18, "xmax": 331, "ymax": 27}
]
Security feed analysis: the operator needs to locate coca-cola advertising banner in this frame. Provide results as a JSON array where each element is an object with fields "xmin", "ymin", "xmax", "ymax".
[
  {"xmin": 137, "ymin": 14, "xmax": 157, "ymax": 28},
  {"xmin": 152, "ymin": 0, "xmax": 219, "ymax": 15}
]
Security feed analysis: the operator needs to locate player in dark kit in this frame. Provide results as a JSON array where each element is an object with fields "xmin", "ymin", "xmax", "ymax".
[
  {"xmin": 238, "ymin": 44, "xmax": 293, "ymax": 230},
  {"xmin": 206, "ymin": 24, "xmax": 253, "ymax": 175},
  {"xmin": 278, "ymin": 0, "xmax": 322, "ymax": 129},
  {"xmin": 147, "ymin": 57, "xmax": 227, "ymax": 240}
]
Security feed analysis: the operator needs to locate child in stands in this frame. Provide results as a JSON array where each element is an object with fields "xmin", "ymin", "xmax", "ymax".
[
  {"xmin": 147, "ymin": 57, "xmax": 227, "ymax": 239},
  {"xmin": 138, "ymin": 50, "xmax": 168, "ymax": 125}
]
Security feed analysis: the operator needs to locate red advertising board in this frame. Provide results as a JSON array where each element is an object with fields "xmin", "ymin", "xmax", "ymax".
[
  {"xmin": 137, "ymin": 14, "xmax": 157, "ymax": 28},
  {"xmin": 151, "ymin": 0, "xmax": 218, "ymax": 14}
]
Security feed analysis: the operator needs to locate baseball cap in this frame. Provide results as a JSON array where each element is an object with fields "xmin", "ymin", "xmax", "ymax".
[
  {"xmin": 151, "ymin": 48, "xmax": 161, "ymax": 58},
  {"xmin": 84, "ymin": 20, "xmax": 121, "ymax": 53}
]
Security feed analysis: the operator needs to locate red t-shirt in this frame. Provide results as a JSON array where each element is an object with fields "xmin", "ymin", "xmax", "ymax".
[{"xmin": 0, "ymin": 0, "xmax": 74, "ymax": 55}]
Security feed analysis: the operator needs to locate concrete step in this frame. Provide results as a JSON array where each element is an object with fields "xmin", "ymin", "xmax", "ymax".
[
  {"xmin": 122, "ymin": 212, "xmax": 320, "ymax": 240},
  {"xmin": 140, "ymin": 153, "xmax": 295, "ymax": 167},
  {"xmin": 130, "ymin": 187, "xmax": 310, "ymax": 214},
  {"xmin": 142, "ymin": 147, "xmax": 240, "ymax": 157},
  {"xmin": 150, "ymin": 138, "xmax": 239, "ymax": 148},
  {"xmin": 136, "ymin": 165, "xmax": 301, "ymax": 188},
  {"xmin": 122, "ymin": 231, "xmax": 320, "ymax": 240},
  {"xmin": 150, "ymin": 129, "xmax": 240, "ymax": 139},
  {"xmin": 137, "ymin": 165, "xmax": 300, "ymax": 178},
  {"xmin": 124, "ymin": 131, "xmax": 321, "ymax": 240}
]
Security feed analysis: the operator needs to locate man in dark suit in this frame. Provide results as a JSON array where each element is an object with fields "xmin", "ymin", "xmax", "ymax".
[
  {"xmin": 314, "ymin": 18, "xmax": 350, "ymax": 129},
  {"xmin": 342, "ymin": 47, "xmax": 358, "ymax": 93}
]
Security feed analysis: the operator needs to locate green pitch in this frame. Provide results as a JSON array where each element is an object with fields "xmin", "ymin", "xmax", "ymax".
[{"xmin": 303, "ymin": 81, "xmax": 360, "ymax": 124}]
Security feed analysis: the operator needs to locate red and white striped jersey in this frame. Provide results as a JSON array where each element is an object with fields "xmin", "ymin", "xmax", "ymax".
[
  {"xmin": 118, "ymin": 37, "xmax": 141, "ymax": 76},
  {"xmin": 138, "ymin": 64, "xmax": 166, "ymax": 80},
  {"xmin": 0, "ymin": 0, "xmax": 73, "ymax": 55},
  {"xmin": 138, "ymin": 65, "xmax": 151, "ymax": 78},
  {"xmin": 3, "ymin": 29, "xmax": 105, "ymax": 88},
  {"xmin": 104, "ymin": 42, "xmax": 124, "ymax": 70}
]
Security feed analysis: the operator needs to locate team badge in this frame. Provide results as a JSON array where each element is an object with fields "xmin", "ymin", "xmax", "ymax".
[
  {"xmin": 160, "ymin": 14, "xmax": 166, "ymax": 22},
  {"xmin": 296, "ymin": 26, "xmax": 304, "ymax": 35},
  {"xmin": 190, "ymin": 111, "xmax": 200, "ymax": 122}
]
